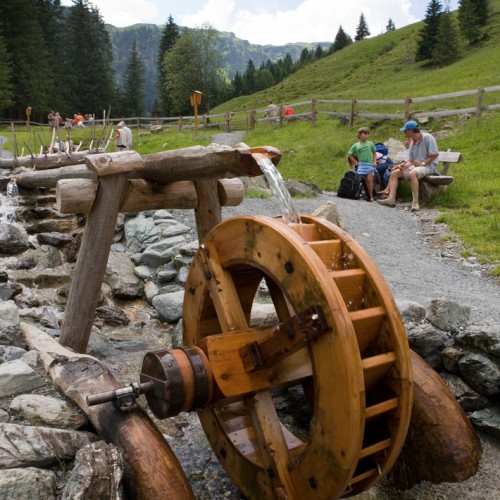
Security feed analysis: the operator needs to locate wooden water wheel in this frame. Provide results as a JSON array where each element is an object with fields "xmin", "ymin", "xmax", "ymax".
[{"xmin": 182, "ymin": 215, "xmax": 412, "ymax": 499}]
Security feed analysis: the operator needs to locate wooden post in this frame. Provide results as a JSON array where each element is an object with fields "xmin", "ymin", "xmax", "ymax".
[
  {"xmin": 249, "ymin": 110, "xmax": 256, "ymax": 130},
  {"xmin": 193, "ymin": 179, "xmax": 222, "ymax": 241},
  {"xmin": 348, "ymin": 99, "xmax": 356, "ymax": 130},
  {"xmin": 190, "ymin": 90, "xmax": 202, "ymax": 136},
  {"xmin": 404, "ymin": 96, "xmax": 411, "ymax": 121},
  {"xmin": 178, "ymin": 116, "xmax": 183, "ymax": 131},
  {"xmin": 476, "ymin": 87, "xmax": 484, "ymax": 123},
  {"xmin": 25, "ymin": 106, "xmax": 31, "ymax": 131},
  {"xmin": 226, "ymin": 111, "xmax": 232, "ymax": 133},
  {"xmin": 311, "ymin": 99, "xmax": 317, "ymax": 125}
]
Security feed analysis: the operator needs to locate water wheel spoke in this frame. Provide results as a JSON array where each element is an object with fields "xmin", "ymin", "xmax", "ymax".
[
  {"xmin": 244, "ymin": 391, "xmax": 297, "ymax": 497},
  {"xmin": 264, "ymin": 275, "xmax": 293, "ymax": 322},
  {"xmin": 197, "ymin": 240, "xmax": 248, "ymax": 332}
]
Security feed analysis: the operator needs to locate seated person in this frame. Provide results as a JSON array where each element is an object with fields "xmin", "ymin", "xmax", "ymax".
[
  {"xmin": 347, "ymin": 127, "xmax": 377, "ymax": 202},
  {"xmin": 378, "ymin": 121, "xmax": 439, "ymax": 212}
]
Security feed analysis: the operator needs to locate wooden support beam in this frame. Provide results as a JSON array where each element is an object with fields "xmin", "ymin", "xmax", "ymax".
[{"xmin": 56, "ymin": 178, "xmax": 244, "ymax": 214}]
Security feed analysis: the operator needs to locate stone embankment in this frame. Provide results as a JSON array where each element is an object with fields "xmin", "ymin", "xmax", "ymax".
[{"xmin": 0, "ymin": 170, "xmax": 499, "ymax": 498}]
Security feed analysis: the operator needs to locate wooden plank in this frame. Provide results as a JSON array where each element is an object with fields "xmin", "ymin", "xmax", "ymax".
[
  {"xmin": 362, "ymin": 352, "xmax": 396, "ymax": 390},
  {"xmin": 364, "ymin": 398, "xmax": 399, "ymax": 419},
  {"xmin": 245, "ymin": 391, "xmax": 298, "ymax": 498},
  {"xmin": 308, "ymin": 240, "xmax": 343, "ymax": 270},
  {"xmin": 422, "ymin": 175, "xmax": 454, "ymax": 186},
  {"xmin": 350, "ymin": 306, "xmax": 385, "ymax": 352},
  {"xmin": 359, "ymin": 438, "xmax": 392, "ymax": 458},
  {"xmin": 330, "ymin": 268, "xmax": 366, "ymax": 311}
]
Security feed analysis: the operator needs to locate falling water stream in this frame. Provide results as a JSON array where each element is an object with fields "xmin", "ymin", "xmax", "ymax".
[{"xmin": 253, "ymin": 153, "xmax": 301, "ymax": 224}]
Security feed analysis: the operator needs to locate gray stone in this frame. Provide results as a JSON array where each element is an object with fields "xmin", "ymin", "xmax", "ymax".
[
  {"xmin": 0, "ymin": 423, "xmax": 98, "ymax": 468},
  {"xmin": 284, "ymin": 179, "xmax": 321, "ymax": 197},
  {"xmin": 406, "ymin": 323, "xmax": 453, "ymax": 368},
  {"xmin": 0, "ymin": 345, "xmax": 27, "ymax": 362},
  {"xmin": 61, "ymin": 441, "xmax": 124, "ymax": 500},
  {"xmin": 177, "ymin": 240, "xmax": 200, "ymax": 257},
  {"xmin": 124, "ymin": 213, "xmax": 160, "ymax": 254},
  {"xmin": 396, "ymin": 299, "xmax": 426, "ymax": 322},
  {"xmin": 157, "ymin": 221, "xmax": 191, "ymax": 238},
  {"xmin": 458, "ymin": 353, "xmax": 500, "ymax": 396},
  {"xmin": 105, "ymin": 251, "xmax": 143, "ymax": 299},
  {"xmin": 440, "ymin": 372, "xmax": 490, "ymax": 412},
  {"xmin": 469, "ymin": 406, "xmax": 500, "ymax": 439},
  {"xmin": 134, "ymin": 265, "xmax": 151, "ymax": 279},
  {"xmin": 36, "ymin": 232, "xmax": 73, "ymax": 247},
  {"xmin": 310, "ymin": 201, "xmax": 343, "ymax": 227},
  {"xmin": 0, "ymin": 300, "xmax": 19, "ymax": 329},
  {"xmin": 0, "ymin": 222, "xmax": 31, "ymax": 255},
  {"xmin": 152, "ymin": 291, "xmax": 184, "ymax": 323},
  {"xmin": 157, "ymin": 269, "xmax": 177, "ymax": 283},
  {"xmin": 144, "ymin": 280, "xmax": 159, "ymax": 304},
  {"xmin": 0, "ymin": 409, "xmax": 8, "ymax": 423},
  {"xmin": 9, "ymin": 394, "xmax": 88, "ymax": 429},
  {"xmin": 177, "ymin": 266, "xmax": 189, "ymax": 284},
  {"xmin": 0, "ymin": 359, "xmax": 46, "ymax": 398},
  {"xmin": 425, "ymin": 298, "xmax": 471, "ymax": 331},
  {"xmin": 240, "ymin": 175, "xmax": 272, "ymax": 196},
  {"xmin": 152, "ymin": 209, "xmax": 174, "ymax": 220},
  {"xmin": 455, "ymin": 323, "xmax": 500, "ymax": 358},
  {"xmin": 0, "ymin": 468, "xmax": 57, "ymax": 499},
  {"xmin": 250, "ymin": 303, "xmax": 279, "ymax": 328},
  {"xmin": 140, "ymin": 235, "xmax": 186, "ymax": 268}
]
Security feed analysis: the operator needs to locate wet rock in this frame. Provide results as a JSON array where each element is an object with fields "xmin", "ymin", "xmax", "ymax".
[
  {"xmin": 0, "ymin": 423, "xmax": 98, "ymax": 468},
  {"xmin": 152, "ymin": 291, "xmax": 184, "ymax": 323},
  {"xmin": 61, "ymin": 441, "xmax": 124, "ymax": 500},
  {"xmin": 0, "ymin": 468, "xmax": 57, "ymax": 499},
  {"xmin": 0, "ymin": 359, "xmax": 47, "ymax": 397},
  {"xmin": 7, "ymin": 267, "xmax": 72, "ymax": 287},
  {"xmin": 157, "ymin": 268, "xmax": 177, "ymax": 283},
  {"xmin": 9, "ymin": 394, "xmax": 88, "ymax": 429},
  {"xmin": 139, "ymin": 235, "xmax": 186, "ymax": 268},
  {"xmin": 441, "ymin": 346, "xmax": 466, "ymax": 373},
  {"xmin": 425, "ymin": 298, "xmax": 471, "ymax": 331},
  {"xmin": 25, "ymin": 218, "xmax": 78, "ymax": 234},
  {"xmin": 440, "ymin": 372, "xmax": 490, "ymax": 412},
  {"xmin": 0, "ymin": 222, "xmax": 31, "ymax": 255},
  {"xmin": 95, "ymin": 305, "xmax": 130, "ymax": 326},
  {"xmin": 458, "ymin": 353, "xmax": 500, "ymax": 396},
  {"xmin": 36, "ymin": 232, "xmax": 73, "ymax": 247}
]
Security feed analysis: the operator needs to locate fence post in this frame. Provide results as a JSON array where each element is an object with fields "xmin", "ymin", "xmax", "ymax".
[
  {"xmin": 311, "ymin": 99, "xmax": 317, "ymax": 125},
  {"xmin": 178, "ymin": 116, "xmax": 183, "ymax": 131},
  {"xmin": 226, "ymin": 112, "xmax": 232, "ymax": 133},
  {"xmin": 476, "ymin": 87, "xmax": 485, "ymax": 123},
  {"xmin": 404, "ymin": 96, "xmax": 411, "ymax": 121},
  {"xmin": 348, "ymin": 100, "xmax": 356, "ymax": 130},
  {"xmin": 249, "ymin": 110, "xmax": 256, "ymax": 130}
]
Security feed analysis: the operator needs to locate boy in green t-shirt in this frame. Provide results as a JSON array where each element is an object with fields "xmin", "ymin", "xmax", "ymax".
[{"xmin": 347, "ymin": 127, "xmax": 377, "ymax": 201}]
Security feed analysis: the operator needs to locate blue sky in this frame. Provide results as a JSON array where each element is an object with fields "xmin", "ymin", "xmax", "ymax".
[{"xmin": 61, "ymin": 1, "xmax": 460, "ymax": 45}]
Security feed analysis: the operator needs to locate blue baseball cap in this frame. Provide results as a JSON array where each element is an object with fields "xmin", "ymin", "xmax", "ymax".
[{"xmin": 400, "ymin": 120, "xmax": 419, "ymax": 131}]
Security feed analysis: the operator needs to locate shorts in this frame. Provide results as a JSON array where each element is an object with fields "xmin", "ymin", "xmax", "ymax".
[
  {"xmin": 402, "ymin": 165, "xmax": 433, "ymax": 180},
  {"xmin": 356, "ymin": 162, "xmax": 375, "ymax": 175}
]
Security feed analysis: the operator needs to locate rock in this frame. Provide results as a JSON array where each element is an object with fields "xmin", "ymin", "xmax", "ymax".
[
  {"xmin": 157, "ymin": 268, "xmax": 178, "ymax": 283},
  {"xmin": 134, "ymin": 265, "xmax": 151, "ymax": 279},
  {"xmin": 425, "ymin": 298, "xmax": 470, "ymax": 331},
  {"xmin": 0, "ymin": 222, "xmax": 31, "ymax": 255},
  {"xmin": 9, "ymin": 394, "xmax": 88, "ymax": 429},
  {"xmin": 124, "ymin": 213, "xmax": 160, "ymax": 254},
  {"xmin": 458, "ymin": 353, "xmax": 500, "ymax": 396},
  {"xmin": 105, "ymin": 251, "xmax": 143, "ymax": 299},
  {"xmin": 0, "ymin": 468, "xmax": 57, "ymax": 499},
  {"xmin": 284, "ymin": 179, "xmax": 322, "ymax": 197},
  {"xmin": 36, "ymin": 232, "xmax": 73, "ymax": 247},
  {"xmin": 152, "ymin": 291, "xmax": 184, "ymax": 323},
  {"xmin": 396, "ymin": 299, "xmax": 426, "ymax": 322},
  {"xmin": 310, "ymin": 201, "xmax": 343, "ymax": 227},
  {"xmin": 455, "ymin": 322, "xmax": 500, "ymax": 358},
  {"xmin": 139, "ymin": 235, "xmax": 186, "ymax": 268},
  {"xmin": 406, "ymin": 323, "xmax": 453, "ymax": 368},
  {"xmin": 25, "ymin": 219, "xmax": 78, "ymax": 234},
  {"xmin": 0, "ymin": 345, "xmax": 27, "ymax": 362},
  {"xmin": 469, "ymin": 406, "xmax": 500, "ymax": 439},
  {"xmin": 0, "ymin": 423, "xmax": 98, "ymax": 468},
  {"xmin": 0, "ymin": 300, "xmax": 20, "ymax": 329},
  {"xmin": 440, "ymin": 372, "xmax": 490, "ymax": 412},
  {"xmin": 157, "ymin": 221, "xmax": 191, "ymax": 238},
  {"xmin": 249, "ymin": 303, "xmax": 279, "ymax": 327},
  {"xmin": 441, "ymin": 346, "xmax": 465, "ymax": 373},
  {"xmin": 95, "ymin": 306, "xmax": 130, "ymax": 326},
  {"xmin": 6, "ymin": 267, "xmax": 72, "ymax": 288},
  {"xmin": 0, "ymin": 359, "xmax": 46, "ymax": 398},
  {"xmin": 0, "ymin": 409, "xmax": 8, "ymax": 423},
  {"xmin": 240, "ymin": 175, "xmax": 272, "ymax": 196},
  {"xmin": 61, "ymin": 441, "xmax": 124, "ymax": 500}
]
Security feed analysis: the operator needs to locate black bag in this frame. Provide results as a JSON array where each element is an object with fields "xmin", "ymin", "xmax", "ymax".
[{"xmin": 337, "ymin": 171, "xmax": 363, "ymax": 199}]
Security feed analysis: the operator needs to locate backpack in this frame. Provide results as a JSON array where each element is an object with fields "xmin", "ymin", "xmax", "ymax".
[
  {"xmin": 337, "ymin": 171, "xmax": 363, "ymax": 199},
  {"xmin": 375, "ymin": 143, "xmax": 389, "ymax": 156}
]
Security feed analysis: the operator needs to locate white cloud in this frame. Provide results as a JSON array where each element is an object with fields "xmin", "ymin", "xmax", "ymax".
[{"xmin": 175, "ymin": 0, "xmax": 419, "ymax": 45}]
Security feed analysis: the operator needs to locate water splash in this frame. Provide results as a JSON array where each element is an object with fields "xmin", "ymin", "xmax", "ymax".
[
  {"xmin": 7, "ymin": 178, "xmax": 19, "ymax": 197},
  {"xmin": 0, "ymin": 185, "xmax": 19, "ymax": 223},
  {"xmin": 253, "ymin": 154, "xmax": 300, "ymax": 224}
]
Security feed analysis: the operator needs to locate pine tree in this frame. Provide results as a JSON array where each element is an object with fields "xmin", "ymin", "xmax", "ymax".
[
  {"xmin": 60, "ymin": 0, "xmax": 115, "ymax": 117},
  {"xmin": 415, "ymin": 0, "xmax": 443, "ymax": 62},
  {"xmin": 157, "ymin": 15, "xmax": 180, "ymax": 115},
  {"xmin": 355, "ymin": 13, "xmax": 370, "ymax": 41},
  {"xmin": 0, "ymin": 34, "xmax": 14, "ymax": 112},
  {"xmin": 242, "ymin": 60, "xmax": 257, "ymax": 95},
  {"xmin": 122, "ymin": 39, "xmax": 145, "ymax": 116},
  {"xmin": 432, "ymin": 9, "xmax": 461, "ymax": 66},
  {"xmin": 386, "ymin": 19, "xmax": 396, "ymax": 32},
  {"xmin": 331, "ymin": 26, "xmax": 353, "ymax": 52},
  {"xmin": 458, "ymin": 0, "xmax": 490, "ymax": 45}
]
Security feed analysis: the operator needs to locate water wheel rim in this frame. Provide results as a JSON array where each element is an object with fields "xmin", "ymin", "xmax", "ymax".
[{"xmin": 183, "ymin": 215, "xmax": 412, "ymax": 498}]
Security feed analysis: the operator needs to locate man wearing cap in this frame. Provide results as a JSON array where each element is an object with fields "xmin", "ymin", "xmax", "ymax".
[{"xmin": 377, "ymin": 120, "xmax": 439, "ymax": 212}]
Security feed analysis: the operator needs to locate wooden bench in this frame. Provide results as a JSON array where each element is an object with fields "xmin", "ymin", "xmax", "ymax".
[{"xmin": 390, "ymin": 149, "xmax": 463, "ymax": 202}]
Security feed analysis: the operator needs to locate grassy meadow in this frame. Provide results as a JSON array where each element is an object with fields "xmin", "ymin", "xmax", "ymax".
[{"xmin": 1, "ymin": 1, "xmax": 499, "ymax": 275}]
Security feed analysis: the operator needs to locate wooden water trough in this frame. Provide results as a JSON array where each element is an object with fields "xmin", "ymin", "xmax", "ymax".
[{"xmin": 21, "ymin": 144, "xmax": 481, "ymax": 499}]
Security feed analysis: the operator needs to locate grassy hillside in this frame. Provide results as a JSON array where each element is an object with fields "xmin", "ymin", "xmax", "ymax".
[{"xmin": 209, "ymin": 1, "xmax": 500, "ymax": 275}]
